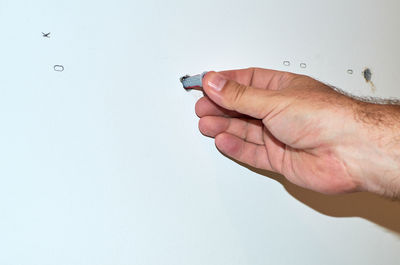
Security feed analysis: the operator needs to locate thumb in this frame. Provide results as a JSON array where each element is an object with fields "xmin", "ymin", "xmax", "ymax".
[{"xmin": 202, "ymin": 71, "xmax": 280, "ymax": 119}]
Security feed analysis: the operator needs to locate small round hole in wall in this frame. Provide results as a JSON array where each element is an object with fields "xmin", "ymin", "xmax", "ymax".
[{"xmin": 362, "ymin": 68, "xmax": 372, "ymax": 82}]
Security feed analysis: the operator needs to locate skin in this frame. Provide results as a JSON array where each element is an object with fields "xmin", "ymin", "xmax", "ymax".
[{"xmin": 195, "ymin": 68, "xmax": 400, "ymax": 198}]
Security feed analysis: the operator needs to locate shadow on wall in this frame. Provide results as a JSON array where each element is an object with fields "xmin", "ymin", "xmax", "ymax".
[{"xmin": 246, "ymin": 165, "xmax": 400, "ymax": 235}]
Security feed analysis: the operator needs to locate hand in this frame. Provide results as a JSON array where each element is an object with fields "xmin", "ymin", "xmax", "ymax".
[{"xmin": 196, "ymin": 68, "xmax": 400, "ymax": 197}]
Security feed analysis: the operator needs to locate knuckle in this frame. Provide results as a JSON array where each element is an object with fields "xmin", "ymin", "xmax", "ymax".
[
  {"xmin": 230, "ymin": 82, "xmax": 248, "ymax": 105},
  {"xmin": 247, "ymin": 67, "xmax": 258, "ymax": 73}
]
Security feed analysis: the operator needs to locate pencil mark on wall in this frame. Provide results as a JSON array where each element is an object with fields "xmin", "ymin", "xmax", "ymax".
[
  {"xmin": 362, "ymin": 67, "xmax": 376, "ymax": 92},
  {"xmin": 54, "ymin": 65, "xmax": 64, "ymax": 72},
  {"xmin": 42, "ymin": 32, "xmax": 51, "ymax": 38},
  {"xmin": 42, "ymin": 31, "xmax": 65, "ymax": 73}
]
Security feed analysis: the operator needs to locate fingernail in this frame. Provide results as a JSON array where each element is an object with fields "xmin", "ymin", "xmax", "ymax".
[{"xmin": 208, "ymin": 73, "xmax": 227, "ymax": 91}]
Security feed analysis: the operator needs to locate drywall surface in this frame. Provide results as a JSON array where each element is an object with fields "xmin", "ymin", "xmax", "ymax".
[{"xmin": 0, "ymin": 0, "xmax": 399, "ymax": 264}]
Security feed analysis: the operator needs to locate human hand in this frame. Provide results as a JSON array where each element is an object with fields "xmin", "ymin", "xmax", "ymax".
[{"xmin": 196, "ymin": 68, "xmax": 400, "ymax": 197}]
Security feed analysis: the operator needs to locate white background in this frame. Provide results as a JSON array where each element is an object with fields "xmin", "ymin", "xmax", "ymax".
[{"xmin": 0, "ymin": 0, "xmax": 400, "ymax": 264}]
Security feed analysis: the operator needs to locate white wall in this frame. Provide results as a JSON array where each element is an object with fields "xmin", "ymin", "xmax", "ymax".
[{"xmin": 0, "ymin": 0, "xmax": 399, "ymax": 264}]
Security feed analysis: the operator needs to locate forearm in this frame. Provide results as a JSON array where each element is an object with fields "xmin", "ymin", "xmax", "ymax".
[{"xmin": 353, "ymin": 102, "xmax": 400, "ymax": 197}]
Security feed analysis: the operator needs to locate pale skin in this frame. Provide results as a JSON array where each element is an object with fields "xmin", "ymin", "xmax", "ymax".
[{"xmin": 195, "ymin": 68, "xmax": 400, "ymax": 198}]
